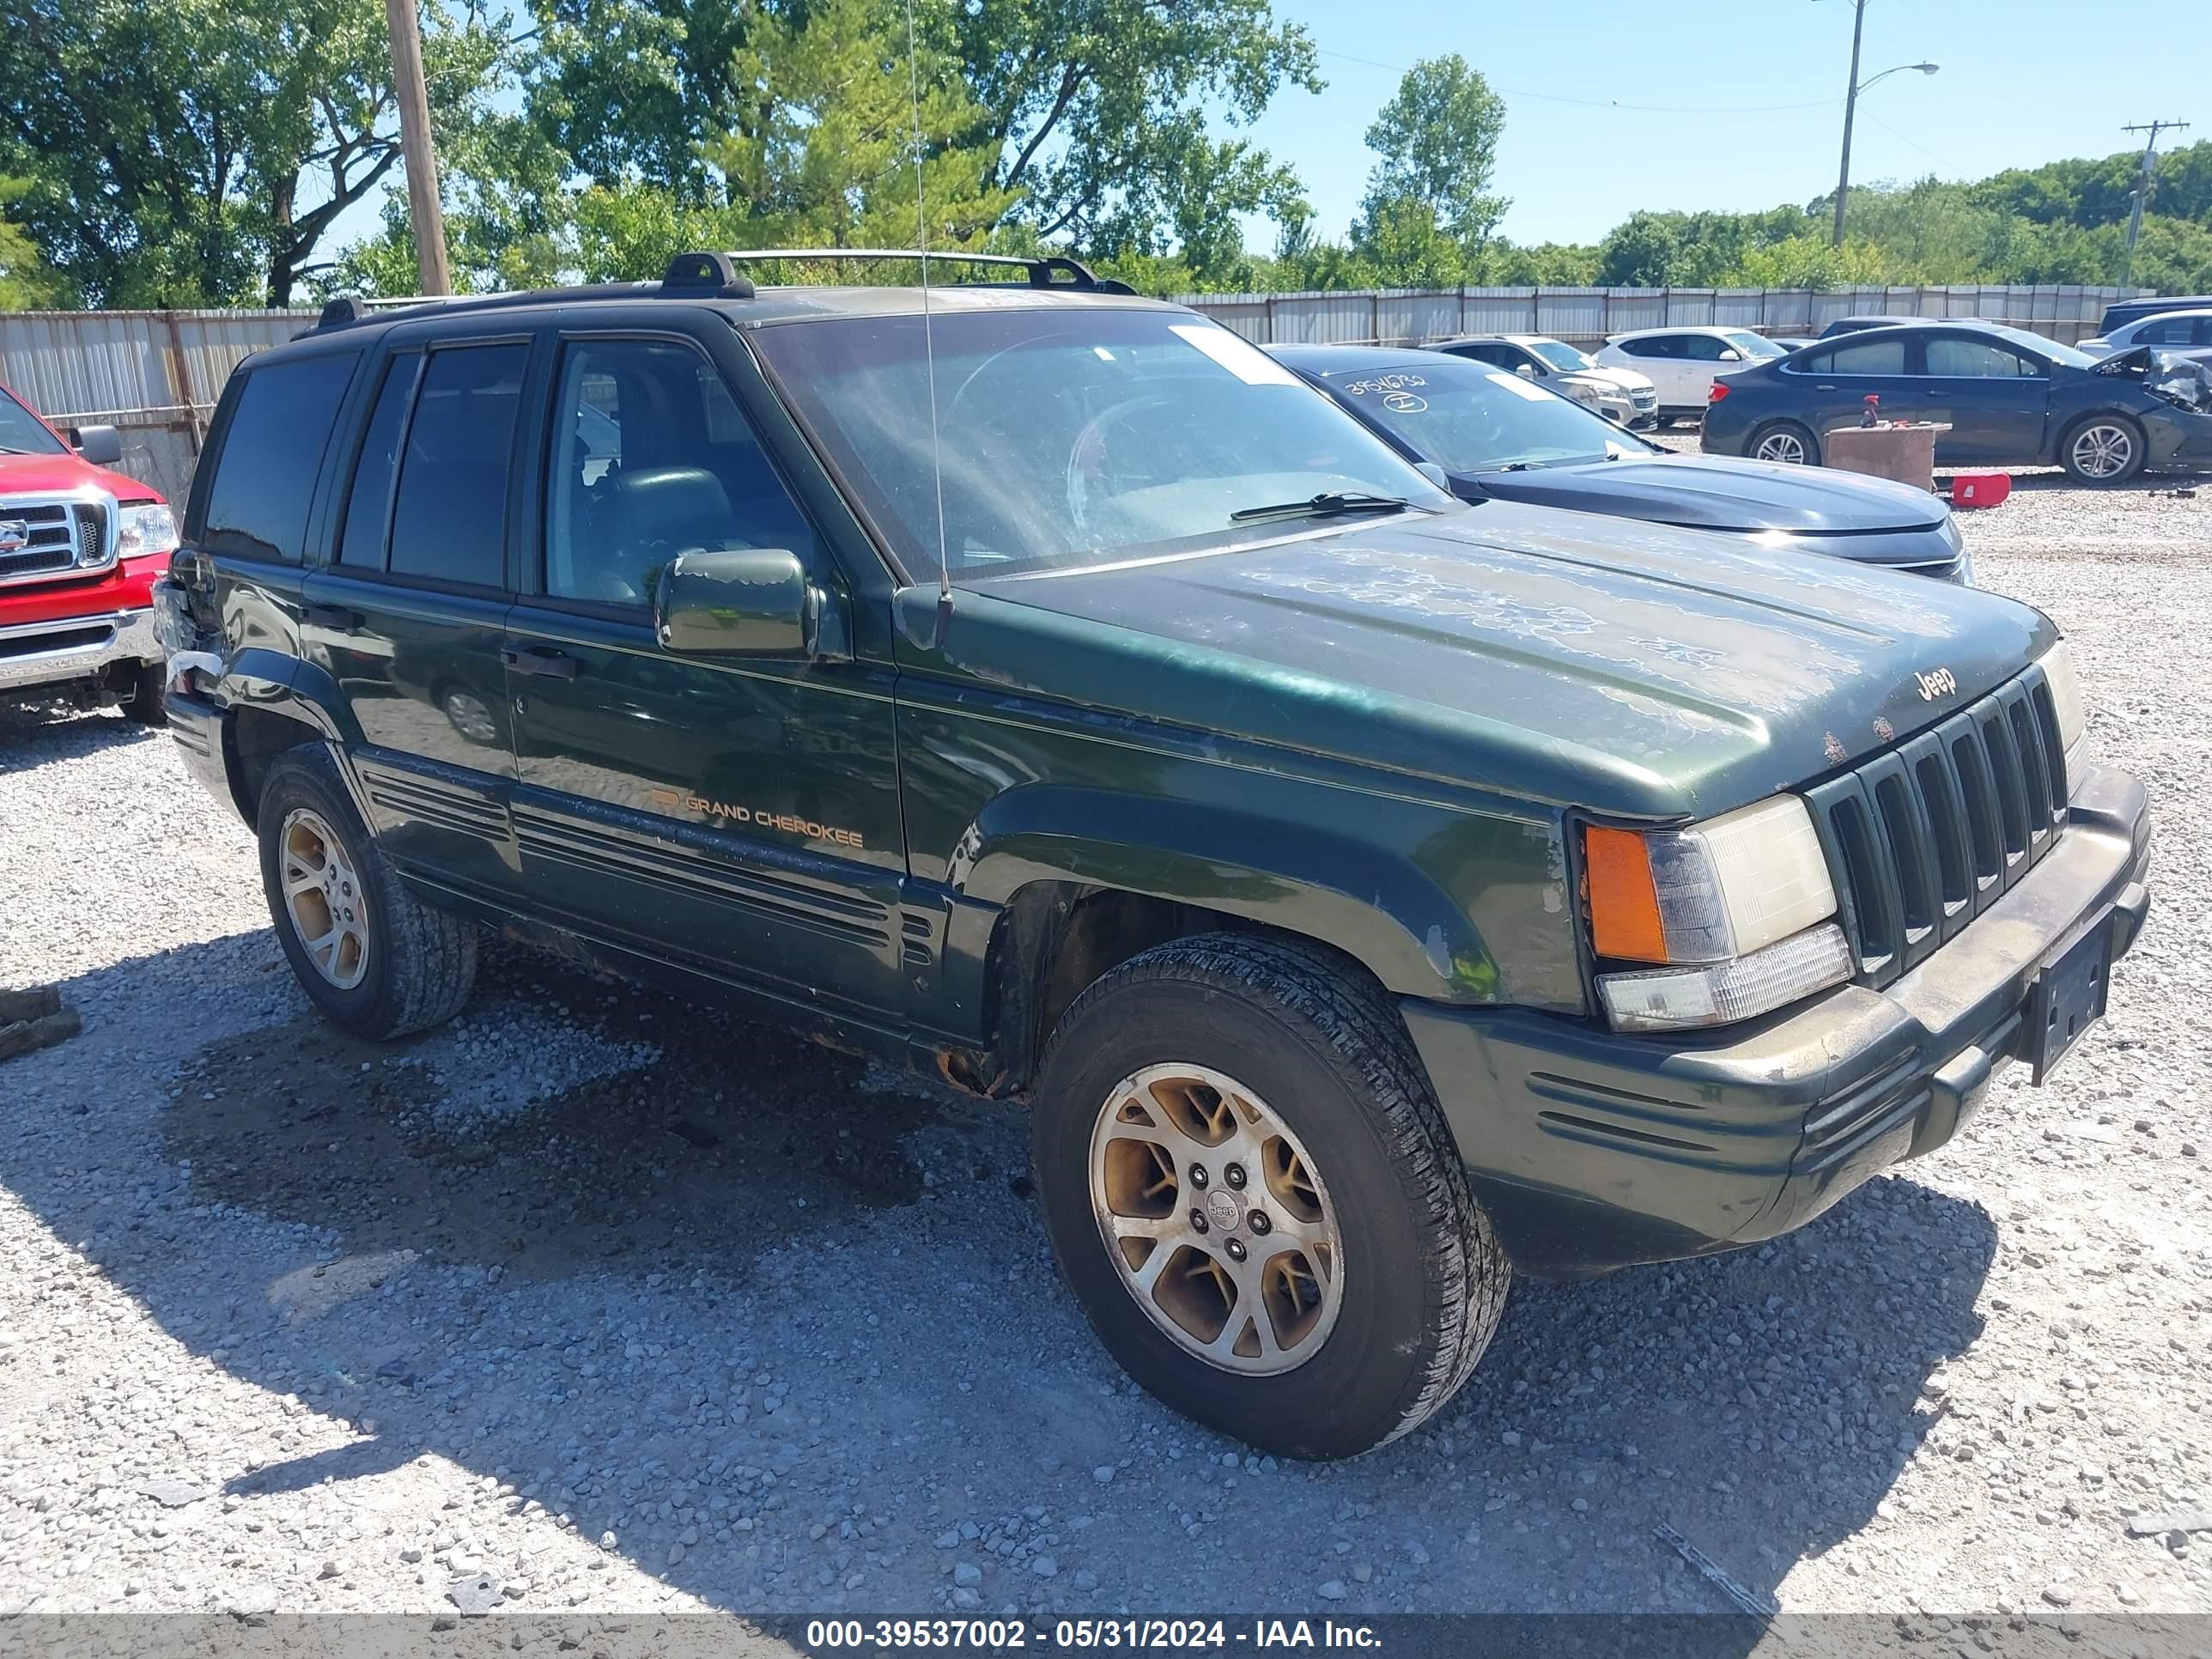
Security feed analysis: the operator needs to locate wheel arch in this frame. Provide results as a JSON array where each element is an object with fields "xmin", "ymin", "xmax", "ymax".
[
  {"xmin": 935, "ymin": 791, "xmax": 1514, "ymax": 1098},
  {"xmin": 216, "ymin": 647, "xmax": 358, "ymax": 823}
]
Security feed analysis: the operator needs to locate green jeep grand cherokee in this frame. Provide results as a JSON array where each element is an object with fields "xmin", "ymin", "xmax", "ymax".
[{"xmin": 154, "ymin": 252, "xmax": 2153, "ymax": 1459}]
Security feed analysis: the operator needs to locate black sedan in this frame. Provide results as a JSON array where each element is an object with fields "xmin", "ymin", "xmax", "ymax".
[
  {"xmin": 1700, "ymin": 323, "xmax": 2212, "ymax": 484},
  {"xmin": 1272, "ymin": 343, "xmax": 1972, "ymax": 582}
]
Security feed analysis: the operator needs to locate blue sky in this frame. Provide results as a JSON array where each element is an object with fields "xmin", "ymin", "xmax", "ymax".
[{"xmin": 1247, "ymin": 0, "xmax": 2210, "ymax": 246}]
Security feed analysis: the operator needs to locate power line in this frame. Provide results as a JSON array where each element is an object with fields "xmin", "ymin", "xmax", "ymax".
[{"xmin": 1311, "ymin": 46, "xmax": 1842, "ymax": 116}]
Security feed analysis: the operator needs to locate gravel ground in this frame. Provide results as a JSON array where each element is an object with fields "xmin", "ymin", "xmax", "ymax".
[{"xmin": 2, "ymin": 483, "xmax": 2208, "ymax": 1634}]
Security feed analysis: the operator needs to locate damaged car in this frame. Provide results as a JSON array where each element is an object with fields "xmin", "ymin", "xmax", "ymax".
[{"xmin": 1702, "ymin": 322, "xmax": 2212, "ymax": 483}]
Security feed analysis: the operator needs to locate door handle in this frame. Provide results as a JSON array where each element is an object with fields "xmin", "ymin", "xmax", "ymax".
[
  {"xmin": 502, "ymin": 645, "xmax": 580, "ymax": 679},
  {"xmin": 304, "ymin": 603, "xmax": 363, "ymax": 631}
]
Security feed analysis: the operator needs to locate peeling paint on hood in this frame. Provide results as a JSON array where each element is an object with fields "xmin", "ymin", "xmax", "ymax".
[{"xmin": 957, "ymin": 501, "xmax": 2054, "ymax": 822}]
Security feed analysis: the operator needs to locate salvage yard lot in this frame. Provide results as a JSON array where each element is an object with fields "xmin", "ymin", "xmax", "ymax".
[{"xmin": 3, "ymin": 477, "xmax": 2209, "ymax": 1625}]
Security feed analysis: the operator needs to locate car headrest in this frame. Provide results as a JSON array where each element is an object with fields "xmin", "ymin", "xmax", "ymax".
[{"xmin": 602, "ymin": 465, "xmax": 734, "ymax": 550}]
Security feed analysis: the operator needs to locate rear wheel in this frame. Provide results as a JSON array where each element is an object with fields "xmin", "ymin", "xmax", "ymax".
[
  {"xmin": 1749, "ymin": 420, "xmax": 1820, "ymax": 466},
  {"xmin": 2060, "ymin": 414, "xmax": 2146, "ymax": 485},
  {"xmin": 257, "ymin": 746, "xmax": 477, "ymax": 1039},
  {"xmin": 1031, "ymin": 933, "xmax": 1509, "ymax": 1459}
]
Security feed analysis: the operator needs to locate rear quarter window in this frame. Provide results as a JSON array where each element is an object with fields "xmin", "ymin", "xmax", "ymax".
[{"xmin": 198, "ymin": 352, "xmax": 360, "ymax": 562}]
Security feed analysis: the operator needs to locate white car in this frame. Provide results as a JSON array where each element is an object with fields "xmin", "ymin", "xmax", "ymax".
[
  {"xmin": 2079, "ymin": 308, "xmax": 2212, "ymax": 362},
  {"xmin": 1425, "ymin": 335, "xmax": 1659, "ymax": 429},
  {"xmin": 1596, "ymin": 327, "xmax": 1792, "ymax": 424}
]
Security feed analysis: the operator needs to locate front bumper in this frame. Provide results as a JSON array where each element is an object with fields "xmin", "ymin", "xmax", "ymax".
[
  {"xmin": 1405, "ymin": 763, "xmax": 2152, "ymax": 1277},
  {"xmin": 0, "ymin": 606, "xmax": 159, "ymax": 698}
]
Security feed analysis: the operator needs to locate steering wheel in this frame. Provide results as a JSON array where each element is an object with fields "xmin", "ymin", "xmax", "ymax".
[{"xmin": 1065, "ymin": 394, "xmax": 1181, "ymax": 540}]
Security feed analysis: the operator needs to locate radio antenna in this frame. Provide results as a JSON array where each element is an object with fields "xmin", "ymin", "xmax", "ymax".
[{"xmin": 906, "ymin": 0, "xmax": 954, "ymax": 647}]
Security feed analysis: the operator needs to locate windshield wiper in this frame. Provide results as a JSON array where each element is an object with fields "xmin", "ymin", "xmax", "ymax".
[{"xmin": 1228, "ymin": 490, "xmax": 1415, "ymax": 526}]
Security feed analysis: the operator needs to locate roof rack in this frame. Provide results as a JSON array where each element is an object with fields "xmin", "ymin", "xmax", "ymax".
[
  {"xmin": 662, "ymin": 248, "xmax": 1134, "ymax": 295},
  {"xmin": 308, "ymin": 247, "xmax": 1132, "ymax": 333}
]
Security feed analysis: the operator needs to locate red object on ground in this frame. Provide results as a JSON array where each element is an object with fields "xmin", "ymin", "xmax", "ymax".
[{"xmin": 1949, "ymin": 471, "xmax": 2013, "ymax": 509}]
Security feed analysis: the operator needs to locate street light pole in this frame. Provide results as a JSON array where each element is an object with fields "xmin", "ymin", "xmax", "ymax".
[
  {"xmin": 1826, "ymin": 3, "xmax": 1937, "ymax": 250},
  {"xmin": 1830, "ymin": 0, "xmax": 1867, "ymax": 248}
]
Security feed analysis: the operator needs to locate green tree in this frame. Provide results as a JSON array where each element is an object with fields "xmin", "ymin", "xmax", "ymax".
[
  {"xmin": 510, "ymin": 0, "xmax": 1321, "ymax": 262},
  {"xmin": 0, "ymin": 179, "xmax": 62, "ymax": 307},
  {"xmin": 1354, "ymin": 55, "xmax": 1508, "ymax": 250},
  {"xmin": 0, "ymin": 0, "xmax": 506, "ymax": 306},
  {"xmin": 1594, "ymin": 211, "xmax": 1684, "ymax": 286}
]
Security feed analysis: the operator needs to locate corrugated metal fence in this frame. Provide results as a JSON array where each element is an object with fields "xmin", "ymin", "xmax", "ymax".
[
  {"xmin": 1176, "ymin": 283, "xmax": 2142, "ymax": 350},
  {"xmin": 0, "ymin": 283, "xmax": 2148, "ymax": 499},
  {"xmin": 0, "ymin": 309, "xmax": 307, "ymax": 501}
]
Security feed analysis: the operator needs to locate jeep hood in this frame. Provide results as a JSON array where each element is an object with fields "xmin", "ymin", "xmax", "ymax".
[
  {"xmin": 945, "ymin": 501, "xmax": 2054, "ymax": 822},
  {"xmin": 1465, "ymin": 453, "xmax": 1949, "ymax": 535}
]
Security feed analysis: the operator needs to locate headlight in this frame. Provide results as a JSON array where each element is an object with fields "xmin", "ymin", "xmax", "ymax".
[
  {"xmin": 1584, "ymin": 795, "xmax": 1853, "ymax": 1030},
  {"xmin": 2040, "ymin": 638, "xmax": 2087, "ymax": 782},
  {"xmin": 114, "ymin": 501, "xmax": 179, "ymax": 562}
]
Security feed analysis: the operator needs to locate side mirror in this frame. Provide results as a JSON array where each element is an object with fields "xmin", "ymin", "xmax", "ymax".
[
  {"xmin": 654, "ymin": 547, "xmax": 828, "ymax": 659},
  {"xmin": 1515, "ymin": 363, "xmax": 1537, "ymax": 379},
  {"xmin": 1718, "ymin": 348, "xmax": 1742, "ymax": 362},
  {"xmin": 1412, "ymin": 460, "xmax": 1450, "ymax": 492},
  {"xmin": 70, "ymin": 424, "xmax": 124, "ymax": 465}
]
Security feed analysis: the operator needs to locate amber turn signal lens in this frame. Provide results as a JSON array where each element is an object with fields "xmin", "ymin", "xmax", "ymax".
[{"xmin": 1583, "ymin": 825, "xmax": 1668, "ymax": 963}]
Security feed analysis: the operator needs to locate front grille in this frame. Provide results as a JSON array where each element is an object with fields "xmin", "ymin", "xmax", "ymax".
[
  {"xmin": 1805, "ymin": 665, "xmax": 2069, "ymax": 987},
  {"xmin": 1630, "ymin": 389, "xmax": 1657, "ymax": 407},
  {"xmin": 0, "ymin": 497, "xmax": 105, "ymax": 584}
]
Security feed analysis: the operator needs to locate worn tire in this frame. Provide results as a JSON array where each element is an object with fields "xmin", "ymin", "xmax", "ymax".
[
  {"xmin": 1031, "ymin": 933, "xmax": 1509, "ymax": 1459},
  {"xmin": 1748, "ymin": 419, "xmax": 1820, "ymax": 466},
  {"xmin": 256, "ymin": 745, "xmax": 477, "ymax": 1040},
  {"xmin": 2058, "ymin": 412, "xmax": 2147, "ymax": 485},
  {"xmin": 120, "ymin": 660, "xmax": 167, "ymax": 727}
]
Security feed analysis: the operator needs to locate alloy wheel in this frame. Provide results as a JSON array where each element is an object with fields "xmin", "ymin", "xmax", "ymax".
[
  {"xmin": 1753, "ymin": 429, "xmax": 1809, "ymax": 465},
  {"xmin": 2069, "ymin": 423, "xmax": 2135, "ymax": 480},
  {"xmin": 1088, "ymin": 1062, "xmax": 1344, "ymax": 1375},
  {"xmin": 278, "ymin": 808, "xmax": 371, "ymax": 989}
]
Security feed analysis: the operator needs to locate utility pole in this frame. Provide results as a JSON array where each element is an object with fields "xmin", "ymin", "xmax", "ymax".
[
  {"xmin": 2120, "ymin": 119, "xmax": 2190, "ymax": 290},
  {"xmin": 1831, "ymin": 0, "xmax": 1866, "ymax": 247},
  {"xmin": 384, "ymin": 0, "xmax": 453, "ymax": 295}
]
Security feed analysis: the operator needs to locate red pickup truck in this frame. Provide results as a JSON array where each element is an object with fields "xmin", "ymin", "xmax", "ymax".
[{"xmin": 0, "ymin": 379, "xmax": 176, "ymax": 723}]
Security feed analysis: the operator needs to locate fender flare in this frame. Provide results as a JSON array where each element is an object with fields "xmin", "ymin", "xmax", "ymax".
[
  {"xmin": 212, "ymin": 648, "xmax": 363, "ymax": 819},
  {"xmin": 948, "ymin": 786, "xmax": 1502, "ymax": 1004}
]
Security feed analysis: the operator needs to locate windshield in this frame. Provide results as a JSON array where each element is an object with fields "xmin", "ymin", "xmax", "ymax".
[
  {"xmin": 1524, "ymin": 338, "xmax": 1598, "ymax": 373},
  {"xmin": 0, "ymin": 386, "xmax": 67, "ymax": 455},
  {"xmin": 1322, "ymin": 358, "xmax": 1651, "ymax": 472},
  {"xmin": 751, "ymin": 308, "xmax": 1452, "ymax": 580},
  {"xmin": 2003, "ymin": 327, "xmax": 2094, "ymax": 368},
  {"xmin": 1723, "ymin": 331, "xmax": 1787, "ymax": 359}
]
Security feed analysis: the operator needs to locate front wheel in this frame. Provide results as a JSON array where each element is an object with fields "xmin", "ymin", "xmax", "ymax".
[
  {"xmin": 1031, "ymin": 934, "xmax": 1510, "ymax": 1459},
  {"xmin": 256, "ymin": 745, "xmax": 478, "ymax": 1039},
  {"xmin": 1749, "ymin": 420, "xmax": 1820, "ymax": 466},
  {"xmin": 2061, "ymin": 414, "xmax": 2146, "ymax": 485},
  {"xmin": 120, "ymin": 659, "xmax": 167, "ymax": 727}
]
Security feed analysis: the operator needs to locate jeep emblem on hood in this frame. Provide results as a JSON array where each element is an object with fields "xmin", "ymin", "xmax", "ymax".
[{"xmin": 1914, "ymin": 667, "xmax": 1958, "ymax": 702}]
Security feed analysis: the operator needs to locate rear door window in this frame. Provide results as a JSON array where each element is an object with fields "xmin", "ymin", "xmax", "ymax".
[
  {"xmin": 1622, "ymin": 336, "xmax": 1684, "ymax": 359},
  {"xmin": 387, "ymin": 344, "xmax": 528, "ymax": 590},
  {"xmin": 337, "ymin": 354, "xmax": 421, "ymax": 568},
  {"xmin": 1822, "ymin": 338, "xmax": 1909, "ymax": 374},
  {"xmin": 201, "ymin": 353, "xmax": 360, "ymax": 562}
]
